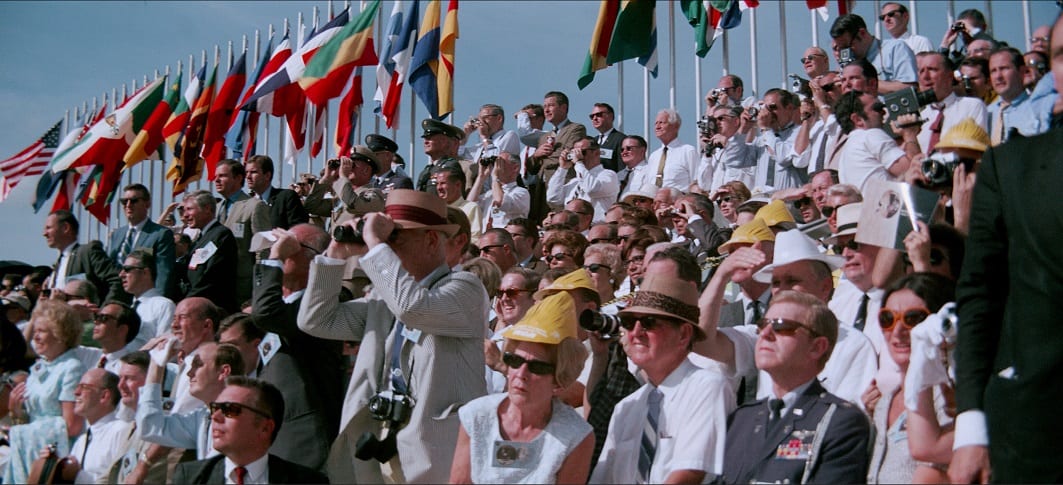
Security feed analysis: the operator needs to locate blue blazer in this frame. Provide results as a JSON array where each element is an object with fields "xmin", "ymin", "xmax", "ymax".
[{"xmin": 108, "ymin": 220, "xmax": 176, "ymax": 297}]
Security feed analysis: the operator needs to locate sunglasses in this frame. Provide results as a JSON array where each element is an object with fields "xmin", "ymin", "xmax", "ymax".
[
  {"xmin": 1031, "ymin": 36, "xmax": 1050, "ymax": 43},
  {"xmin": 120, "ymin": 265, "xmax": 146, "ymax": 272},
  {"xmin": 619, "ymin": 314, "xmax": 678, "ymax": 332},
  {"xmin": 833, "ymin": 237, "xmax": 862, "ymax": 252},
  {"xmin": 755, "ymin": 317, "xmax": 819, "ymax": 336},
  {"xmin": 878, "ymin": 307, "xmax": 931, "ymax": 332},
  {"xmin": 871, "ymin": 102, "xmax": 886, "ymax": 113},
  {"xmin": 589, "ymin": 237, "xmax": 618, "ymax": 245},
  {"xmin": 502, "ymin": 352, "xmax": 555, "ymax": 375},
  {"xmin": 800, "ymin": 54, "xmax": 825, "ymax": 63},
  {"xmin": 715, "ymin": 195, "xmax": 735, "ymax": 205},
  {"xmin": 588, "ymin": 112, "xmax": 608, "ymax": 119},
  {"xmin": 580, "ymin": 148, "xmax": 599, "ymax": 155},
  {"xmin": 794, "ymin": 197, "xmax": 813, "ymax": 210},
  {"xmin": 544, "ymin": 253, "xmax": 572, "ymax": 263},
  {"xmin": 583, "ymin": 263, "xmax": 611, "ymax": 273},
  {"xmin": 92, "ymin": 313, "xmax": 118, "ymax": 323},
  {"xmin": 119, "ymin": 197, "xmax": 144, "ymax": 206},
  {"xmin": 472, "ymin": 244, "xmax": 505, "ymax": 256},
  {"xmin": 619, "ymin": 146, "xmax": 642, "ymax": 152},
  {"xmin": 766, "ymin": 103, "xmax": 780, "ymax": 111},
  {"xmin": 878, "ymin": 10, "xmax": 903, "ymax": 21},
  {"xmin": 209, "ymin": 401, "xmax": 274, "ymax": 420},
  {"xmin": 498, "ymin": 288, "xmax": 530, "ymax": 299},
  {"xmin": 821, "ymin": 205, "xmax": 839, "ymax": 217},
  {"xmin": 625, "ymin": 254, "xmax": 645, "ymax": 266}
]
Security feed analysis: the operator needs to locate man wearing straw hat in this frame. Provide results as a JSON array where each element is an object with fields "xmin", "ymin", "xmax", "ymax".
[
  {"xmin": 591, "ymin": 274, "xmax": 733, "ymax": 484},
  {"xmin": 297, "ymin": 189, "xmax": 488, "ymax": 484}
]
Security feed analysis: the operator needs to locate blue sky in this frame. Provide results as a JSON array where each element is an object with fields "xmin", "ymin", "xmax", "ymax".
[{"xmin": 0, "ymin": 0, "xmax": 1056, "ymax": 266}]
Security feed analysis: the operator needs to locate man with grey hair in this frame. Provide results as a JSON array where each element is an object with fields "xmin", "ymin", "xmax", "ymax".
[
  {"xmin": 461, "ymin": 103, "xmax": 520, "ymax": 161},
  {"xmin": 468, "ymin": 151, "xmax": 530, "ymax": 232},
  {"xmin": 649, "ymin": 108, "xmax": 699, "ymax": 192},
  {"xmin": 181, "ymin": 190, "xmax": 238, "ymax": 312},
  {"xmin": 744, "ymin": 89, "xmax": 809, "ymax": 190}
]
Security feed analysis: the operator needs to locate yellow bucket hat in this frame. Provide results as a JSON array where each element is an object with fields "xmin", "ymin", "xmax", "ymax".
[
  {"xmin": 755, "ymin": 199, "xmax": 797, "ymax": 230},
  {"xmin": 935, "ymin": 117, "xmax": 989, "ymax": 153},
  {"xmin": 501, "ymin": 291, "xmax": 579, "ymax": 345},
  {"xmin": 718, "ymin": 218, "xmax": 775, "ymax": 255},
  {"xmin": 533, "ymin": 269, "xmax": 598, "ymax": 302}
]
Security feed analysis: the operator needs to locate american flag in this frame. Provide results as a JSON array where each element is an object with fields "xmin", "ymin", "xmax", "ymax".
[{"xmin": 0, "ymin": 120, "xmax": 62, "ymax": 202}]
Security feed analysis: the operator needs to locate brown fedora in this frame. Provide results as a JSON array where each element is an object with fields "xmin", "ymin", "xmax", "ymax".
[
  {"xmin": 384, "ymin": 189, "xmax": 460, "ymax": 236},
  {"xmin": 620, "ymin": 273, "xmax": 705, "ymax": 341}
]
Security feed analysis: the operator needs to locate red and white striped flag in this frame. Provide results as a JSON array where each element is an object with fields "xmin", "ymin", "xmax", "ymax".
[{"xmin": 0, "ymin": 121, "xmax": 61, "ymax": 202}]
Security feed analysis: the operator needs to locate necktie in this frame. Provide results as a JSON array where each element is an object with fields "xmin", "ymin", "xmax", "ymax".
[
  {"xmin": 98, "ymin": 356, "xmax": 107, "ymax": 369},
  {"xmin": 220, "ymin": 199, "xmax": 232, "ymax": 222},
  {"xmin": 854, "ymin": 293, "xmax": 870, "ymax": 331},
  {"xmin": 748, "ymin": 300, "xmax": 762, "ymax": 326},
  {"xmin": 119, "ymin": 227, "xmax": 136, "ymax": 262},
  {"xmin": 132, "ymin": 299, "xmax": 140, "ymax": 310},
  {"xmin": 991, "ymin": 101, "xmax": 1010, "ymax": 146},
  {"xmin": 52, "ymin": 252, "xmax": 64, "ymax": 288},
  {"xmin": 618, "ymin": 168, "xmax": 631, "ymax": 195},
  {"xmin": 768, "ymin": 398, "xmax": 785, "ymax": 421},
  {"xmin": 80, "ymin": 428, "xmax": 93, "ymax": 466},
  {"xmin": 638, "ymin": 388, "xmax": 663, "ymax": 483},
  {"xmin": 655, "ymin": 146, "xmax": 668, "ymax": 187},
  {"xmin": 814, "ymin": 128, "xmax": 831, "ymax": 173},
  {"xmin": 927, "ymin": 105, "xmax": 945, "ymax": 153},
  {"xmin": 235, "ymin": 466, "xmax": 247, "ymax": 485},
  {"xmin": 389, "ymin": 321, "xmax": 409, "ymax": 394}
]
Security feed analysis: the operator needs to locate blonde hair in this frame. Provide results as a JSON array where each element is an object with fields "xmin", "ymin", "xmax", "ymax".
[
  {"xmin": 30, "ymin": 299, "xmax": 83, "ymax": 350},
  {"xmin": 464, "ymin": 257, "xmax": 502, "ymax": 299},
  {"xmin": 503, "ymin": 337, "xmax": 588, "ymax": 389}
]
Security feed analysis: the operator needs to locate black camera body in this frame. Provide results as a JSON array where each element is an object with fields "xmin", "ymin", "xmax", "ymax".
[
  {"xmin": 580, "ymin": 309, "xmax": 621, "ymax": 337},
  {"xmin": 333, "ymin": 220, "xmax": 398, "ymax": 245},
  {"xmin": 921, "ymin": 152, "xmax": 976, "ymax": 189},
  {"xmin": 367, "ymin": 390, "xmax": 415, "ymax": 424},
  {"xmin": 838, "ymin": 48, "xmax": 855, "ymax": 67},
  {"xmin": 789, "ymin": 73, "xmax": 811, "ymax": 97},
  {"xmin": 710, "ymin": 87, "xmax": 727, "ymax": 99},
  {"xmin": 355, "ymin": 428, "xmax": 398, "ymax": 463},
  {"xmin": 881, "ymin": 87, "xmax": 937, "ymax": 137},
  {"xmin": 479, "ymin": 144, "xmax": 500, "ymax": 167},
  {"xmin": 328, "ymin": 158, "xmax": 341, "ymax": 170},
  {"xmin": 951, "ymin": 21, "xmax": 966, "ymax": 32}
]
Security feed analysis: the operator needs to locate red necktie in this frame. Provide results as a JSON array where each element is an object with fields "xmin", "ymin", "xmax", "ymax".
[
  {"xmin": 927, "ymin": 106, "xmax": 945, "ymax": 153},
  {"xmin": 235, "ymin": 466, "xmax": 247, "ymax": 485}
]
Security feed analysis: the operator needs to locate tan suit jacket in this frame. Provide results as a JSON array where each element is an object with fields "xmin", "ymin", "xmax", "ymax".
[
  {"xmin": 535, "ymin": 120, "xmax": 586, "ymax": 211},
  {"xmin": 219, "ymin": 191, "xmax": 270, "ymax": 303}
]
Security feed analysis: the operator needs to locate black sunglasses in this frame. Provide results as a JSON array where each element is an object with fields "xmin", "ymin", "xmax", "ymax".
[
  {"xmin": 618, "ymin": 314, "xmax": 679, "ymax": 332},
  {"xmin": 472, "ymin": 244, "xmax": 505, "ymax": 256},
  {"xmin": 119, "ymin": 197, "xmax": 144, "ymax": 206},
  {"xmin": 834, "ymin": 237, "xmax": 861, "ymax": 252},
  {"xmin": 715, "ymin": 195, "xmax": 735, "ymax": 205},
  {"xmin": 583, "ymin": 263, "xmax": 611, "ymax": 273},
  {"xmin": 544, "ymin": 253, "xmax": 572, "ymax": 263},
  {"xmin": 589, "ymin": 237, "xmax": 618, "ymax": 245},
  {"xmin": 794, "ymin": 197, "xmax": 813, "ymax": 210},
  {"xmin": 821, "ymin": 205, "xmax": 838, "ymax": 217},
  {"xmin": 120, "ymin": 265, "xmax": 146, "ymax": 272},
  {"xmin": 878, "ymin": 10, "xmax": 903, "ymax": 21},
  {"xmin": 588, "ymin": 112, "xmax": 608, "ymax": 119},
  {"xmin": 92, "ymin": 313, "xmax": 118, "ymax": 323},
  {"xmin": 502, "ymin": 352, "xmax": 555, "ymax": 375},
  {"xmin": 498, "ymin": 288, "xmax": 530, "ymax": 299},
  {"xmin": 800, "ymin": 54, "xmax": 825, "ymax": 63},
  {"xmin": 755, "ymin": 318, "xmax": 819, "ymax": 336},
  {"xmin": 209, "ymin": 401, "xmax": 273, "ymax": 420}
]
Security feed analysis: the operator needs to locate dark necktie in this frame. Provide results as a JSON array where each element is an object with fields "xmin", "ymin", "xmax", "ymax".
[
  {"xmin": 618, "ymin": 168, "xmax": 631, "ymax": 195},
  {"xmin": 748, "ymin": 300, "xmax": 762, "ymax": 326},
  {"xmin": 132, "ymin": 299, "xmax": 140, "ymax": 310},
  {"xmin": 766, "ymin": 398, "xmax": 786, "ymax": 435},
  {"xmin": 655, "ymin": 147, "xmax": 668, "ymax": 187},
  {"xmin": 119, "ymin": 227, "xmax": 136, "ymax": 262},
  {"xmin": 814, "ymin": 128, "xmax": 831, "ymax": 172},
  {"xmin": 80, "ymin": 428, "xmax": 93, "ymax": 465},
  {"xmin": 638, "ymin": 388, "xmax": 663, "ymax": 483},
  {"xmin": 97, "ymin": 356, "xmax": 107, "ymax": 369},
  {"xmin": 927, "ymin": 105, "xmax": 945, "ymax": 153},
  {"xmin": 235, "ymin": 465, "xmax": 247, "ymax": 485},
  {"xmin": 854, "ymin": 293, "xmax": 870, "ymax": 331},
  {"xmin": 52, "ymin": 252, "xmax": 64, "ymax": 288}
]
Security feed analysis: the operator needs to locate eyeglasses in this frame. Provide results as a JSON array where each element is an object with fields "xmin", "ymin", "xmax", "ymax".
[
  {"xmin": 498, "ymin": 288, "xmax": 530, "ymax": 299},
  {"xmin": 878, "ymin": 307, "xmax": 931, "ymax": 332},
  {"xmin": 625, "ymin": 254, "xmax": 645, "ymax": 266},
  {"xmin": 119, "ymin": 197, "xmax": 143, "ymax": 206},
  {"xmin": 590, "ymin": 237, "xmax": 618, "ymax": 245},
  {"xmin": 544, "ymin": 252, "xmax": 572, "ymax": 263},
  {"xmin": 878, "ymin": 10, "xmax": 903, "ymax": 21},
  {"xmin": 800, "ymin": 54, "xmax": 825, "ymax": 63},
  {"xmin": 93, "ymin": 313, "xmax": 118, "ymax": 323},
  {"xmin": 715, "ymin": 195, "xmax": 735, "ymax": 205},
  {"xmin": 821, "ymin": 205, "xmax": 838, "ymax": 218},
  {"xmin": 871, "ymin": 102, "xmax": 886, "ymax": 113},
  {"xmin": 619, "ymin": 146, "xmax": 642, "ymax": 152},
  {"xmin": 209, "ymin": 401, "xmax": 274, "ymax": 420},
  {"xmin": 1031, "ymin": 36, "xmax": 1050, "ymax": 43},
  {"xmin": 794, "ymin": 197, "xmax": 813, "ymax": 210},
  {"xmin": 755, "ymin": 317, "xmax": 819, "ymax": 336},
  {"xmin": 619, "ymin": 314, "xmax": 679, "ymax": 332},
  {"xmin": 713, "ymin": 115, "xmax": 737, "ymax": 122},
  {"xmin": 120, "ymin": 265, "xmax": 146, "ymax": 272},
  {"xmin": 501, "ymin": 352, "xmax": 555, "ymax": 375},
  {"xmin": 76, "ymin": 383, "xmax": 104, "ymax": 393},
  {"xmin": 472, "ymin": 244, "xmax": 506, "ymax": 256},
  {"xmin": 766, "ymin": 103, "xmax": 780, "ymax": 111},
  {"xmin": 588, "ymin": 112, "xmax": 608, "ymax": 119},
  {"xmin": 833, "ymin": 237, "xmax": 861, "ymax": 252},
  {"xmin": 583, "ymin": 263, "xmax": 611, "ymax": 273}
]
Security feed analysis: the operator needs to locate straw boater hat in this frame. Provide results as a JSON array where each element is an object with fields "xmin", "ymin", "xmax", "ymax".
[
  {"xmin": 718, "ymin": 218, "xmax": 775, "ymax": 255},
  {"xmin": 754, "ymin": 199, "xmax": 797, "ymax": 230},
  {"xmin": 533, "ymin": 269, "xmax": 600, "ymax": 304},
  {"xmin": 621, "ymin": 184, "xmax": 657, "ymax": 205},
  {"xmin": 825, "ymin": 203, "xmax": 861, "ymax": 244},
  {"xmin": 501, "ymin": 291, "xmax": 579, "ymax": 345},
  {"xmin": 753, "ymin": 229, "xmax": 845, "ymax": 283},
  {"xmin": 383, "ymin": 189, "xmax": 460, "ymax": 236},
  {"xmin": 619, "ymin": 274, "xmax": 705, "ymax": 341}
]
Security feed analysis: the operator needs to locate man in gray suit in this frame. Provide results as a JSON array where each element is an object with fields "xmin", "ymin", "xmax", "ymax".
[
  {"xmin": 108, "ymin": 184, "xmax": 176, "ymax": 298},
  {"xmin": 214, "ymin": 159, "xmax": 271, "ymax": 305},
  {"xmin": 43, "ymin": 209, "xmax": 128, "ymax": 303},
  {"xmin": 298, "ymin": 189, "xmax": 488, "ymax": 484}
]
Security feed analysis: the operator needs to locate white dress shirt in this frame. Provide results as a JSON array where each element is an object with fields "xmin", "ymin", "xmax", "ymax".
[
  {"xmin": 546, "ymin": 162, "xmax": 619, "ymax": 222},
  {"xmin": 916, "ymin": 93, "xmax": 988, "ymax": 154},
  {"xmin": 618, "ymin": 160, "xmax": 655, "ymax": 199},
  {"xmin": 70, "ymin": 410, "xmax": 134, "ymax": 484},
  {"xmin": 647, "ymin": 139, "xmax": 700, "ymax": 192},
  {"xmin": 838, "ymin": 127, "xmax": 906, "ymax": 193},
  {"xmin": 132, "ymin": 288, "xmax": 176, "ymax": 344},
  {"xmin": 476, "ymin": 182, "xmax": 530, "ymax": 232},
  {"xmin": 225, "ymin": 454, "xmax": 269, "ymax": 484}
]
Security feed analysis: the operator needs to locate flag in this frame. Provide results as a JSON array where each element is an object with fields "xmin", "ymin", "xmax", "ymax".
[
  {"xmin": 202, "ymin": 52, "xmax": 247, "ymax": 170},
  {"xmin": 682, "ymin": 1, "xmax": 714, "ymax": 57},
  {"xmin": 163, "ymin": 65, "xmax": 206, "ymax": 151},
  {"xmin": 409, "ymin": 0, "xmax": 441, "ymax": 118},
  {"xmin": 806, "ymin": 0, "xmax": 828, "ymax": 21},
  {"xmin": 42, "ymin": 105, "xmax": 104, "ymax": 212},
  {"xmin": 243, "ymin": 10, "xmax": 350, "ymax": 110},
  {"xmin": 34, "ymin": 109, "xmax": 89, "ymax": 212},
  {"xmin": 437, "ymin": 0, "xmax": 458, "ymax": 118},
  {"xmin": 310, "ymin": 103, "xmax": 327, "ymax": 158},
  {"xmin": 241, "ymin": 35, "xmax": 299, "ymax": 117},
  {"xmin": 124, "ymin": 73, "xmax": 181, "ymax": 169},
  {"xmin": 78, "ymin": 165, "xmax": 114, "ymax": 224},
  {"xmin": 837, "ymin": 0, "xmax": 852, "ymax": 16},
  {"xmin": 718, "ymin": 0, "xmax": 743, "ymax": 30},
  {"xmin": 283, "ymin": 104, "xmax": 307, "ymax": 165},
  {"xmin": 167, "ymin": 64, "xmax": 217, "ymax": 193},
  {"xmin": 51, "ymin": 78, "xmax": 166, "ymax": 172},
  {"xmin": 300, "ymin": 1, "xmax": 381, "ymax": 105},
  {"xmin": 227, "ymin": 42, "xmax": 270, "ymax": 159},
  {"xmin": 577, "ymin": 0, "xmax": 620, "ymax": 90},
  {"xmin": 638, "ymin": 12, "xmax": 658, "ymax": 77},
  {"xmin": 376, "ymin": 0, "xmax": 419, "ymax": 129},
  {"xmin": 336, "ymin": 66, "xmax": 364, "ymax": 156},
  {"xmin": 50, "ymin": 170, "xmax": 81, "ymax": 213},
  {"xmin": 607, "ymin": 1, "xmax": 655, "ymax": 63},
  {"xmin": 0, "ymin": 120, "xmax": 61, "ymax": 203}
]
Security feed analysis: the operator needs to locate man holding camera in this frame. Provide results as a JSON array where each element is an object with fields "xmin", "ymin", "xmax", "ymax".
[
  {"xmin": 546, "ymin": 137, "xmax": 620, "ymax": 223},
  {"xmin": 699, "ymin": 105, "xmax": 756, "ymax": 192},
  {"xmin": 467, "ymin": 151, "xmax": 530, "ymax": 233},
  {"xmin": 833, "ymin": 90, "xmax": 922, "ymax": 193},
  {"xmin": 830, "ymin": 13, "xmax": 917, "ymax": 94},
  {"xmin": 915, "ymin": 51, "xmax": 989, "ymax": 155},
  {"xmin": 297, "ymin": 189, "xmax": 488, "ymax": 484},
  {"xmin": 706, "ymin": 74, "xmax": 747, "ymax": 111},
  {"xmin": 461, "ymin": 103, "xmax": 520, "ymax": 163},
  {"xmin": 745, "ymin": 89, "xmax": 808, "ymax": 190},
  {"xmin": 367, "ymin": 134, "xmax": 414, "ymax": 193},
  {"xmin": 332, "ymin": 147, "xmax": 387, "ymax": 227}
]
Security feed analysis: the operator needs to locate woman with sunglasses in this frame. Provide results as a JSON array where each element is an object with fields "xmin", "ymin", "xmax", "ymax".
[
  {"xmin": 451, "ymin": 292, "xmax": 593, "ymax": 484},
  {"xmin": 3, "ymin": 300, "xmax": 87, "ymax": 484},
  {"xmin": 541, "ymin": 229, "xmax": 587, "ymax": 272},
  {"xmin": 711, "ymin": 181, "xmax": 751, "ymax": 227},
  {"xmin": 864, "ymin": 273, "xmax": 956, "ymax": 484}
]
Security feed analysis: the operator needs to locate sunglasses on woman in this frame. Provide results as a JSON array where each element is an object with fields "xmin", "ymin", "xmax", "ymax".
[
  {"xmin": 544, "ymin": 252, "xmax": 572, "ymax": 263},
  {"xmin": 878, "ymin": 307, "xmax": 931, "ymax": 332},
  {"xmin": 583, "ymin": 263, "xmax": 611, "ymax": 273},
  {"xmin": 502, "ymin": 352, "xmax": 555, "ymax": 375},
  {"xmin": 755, "ymin": 318, "xmax": 819, "ymax": 336}
]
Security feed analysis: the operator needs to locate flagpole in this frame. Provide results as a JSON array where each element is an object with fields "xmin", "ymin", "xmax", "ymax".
[
  {"xmin": 694, "ymin": 52, "xmax": 701, "ymax": 118},
  {"xmin": 668, "ymin": 0, "xmax": 676, "ymax": 108},
  {"xmin": 617, "ymin": 62, "xmax": 624, "ymax": 132},
  {"xmin": 811, "ymin": 10, "xmax": 818, "ymax": 47},
  {"xmin": 749, "ymin": 7, "xmax": 758, "ymax": 98},
  {"xmin": 873, "ymin": 0, "xmax": 881, "ymax": 41},
  {"xmin": 372, "ymin": 0, "xmax": 380, "ymax": 136},
  {"xmin": 909, "ymin": 0, "xmax": 919, "ymax": 35},
  {"xmin": 643, "ymin": 67, "xmax": 650, "ymax": 140},
  {"xmin": 410, "ymin": 93, "xmax": 416, "ymax": 178},
  {"xmin": 1023, "ymin": 1, "xmax": 1031, "ymax": 50},
  {"xmin": 779, "ymin": 2, "xmax": 788, "ymax": 89},
  {"xmin": 722, "ymin": 30, "xmax": 730, "ymax": 74},
  {"xmin": 984, "ymin": 0, "xmax": 992, "ymax": 38},
  {"xmin": 265, "ymin": 24, "xmax": 275, "ymax": 165}
]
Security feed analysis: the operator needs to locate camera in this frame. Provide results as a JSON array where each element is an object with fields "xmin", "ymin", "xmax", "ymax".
[
  {"xmin": 709, "ymin": 88, "xmax": 727, "ymax": 101},
  {"xmin": 328, "ymin": 158, "xmax": 341, "ymax": 170},
  {"xmin": 367, "ymin": 390, "xmax": 415, "ymax": 424},
  {"xmin": 746, "ymin": 104, "xmax": 761, "ymax": 119},
  {"xmin": 881, "ymin": 87, "xmax": 937, "ymax": 137},
  {"xmin": 333, "ymin": 219, "xmax": 398, "ymax": 245},
  {"xmin": 580, "ymin": 309, "xmax": 622, "ymax": 337},
  {"xmin": 696, "ymin": 115, "xmax": 718, "ymax": 137},
  {"xmin": 355, "ymin": 428, "xmax": 399, "ymax": 463},
  {"xmin": 789, "ymin": 73, "xmax": 811, "ymax": 97},
  {"xmin": 921, "ymin": 152, "xmax": 977, "ymax": 189},
  {"xmin": 959, "ymin": 74, "xmax": 973, "ymax": 95},
  {"xmin": 479, "ymin": 144, "xmax": 500, "ymax": 167},
  {"xmin": 951, "ymin": 21, "xmax": 966, "ymax": 32},
  {"xmin": 838, "ymin": 48, "xmax": 854, "ymax": 67}
]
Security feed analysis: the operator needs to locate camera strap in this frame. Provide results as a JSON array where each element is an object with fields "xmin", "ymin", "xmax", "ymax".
[{"xmin": 384, "ymin": 266, "xmax": 453, "ymax": 394}]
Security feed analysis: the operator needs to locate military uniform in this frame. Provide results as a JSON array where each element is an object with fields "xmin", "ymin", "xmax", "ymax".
[
  {"xmin": 721, "ymin": 380, "xmax": 871, "ymax": 484},
  {"xmin": 333, "ymin": 184, "xmax": 385, "ymax": 226},
  {"xmin": 417, "ymin": 119, "xmax": 477, "ymax": 196}
]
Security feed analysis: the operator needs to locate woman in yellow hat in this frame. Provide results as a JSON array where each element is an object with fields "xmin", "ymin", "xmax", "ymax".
[{"xmin": 449, "ymin": 292, "xmax": 593, "ymax": 484}]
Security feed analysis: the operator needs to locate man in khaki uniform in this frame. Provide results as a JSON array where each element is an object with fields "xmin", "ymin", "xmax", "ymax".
[{"xmin": 331, "ymin": 146, "xmax": 386, "ymax": 226}]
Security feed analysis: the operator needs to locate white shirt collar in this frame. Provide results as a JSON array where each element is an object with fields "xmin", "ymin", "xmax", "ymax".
[{"xmin": 225, "ymin": 453, "xmax": 269, "ymax": 484}]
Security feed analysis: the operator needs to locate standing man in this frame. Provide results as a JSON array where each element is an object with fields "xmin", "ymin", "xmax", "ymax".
[
  {"xmin": 297, "ymin": 189, "xmax": 488, "ymax": 483},
  {"xmin": 331, "ymin": 148, "xmax": 387, "ymax": 227},
  {"xmin": 468, "ymin": 152, "xmax": 530, "ymax": 233},
  {"xmin": 879, "ymin": 2, "xmax": 933, "ymax": 54},
  {"xmin": 588, "ymin": 103, "xmax": 625, "ymax": 172},
  {"xmin": 701, "ymin": 105, "xmax": 757, "ymax": 191},
  {"xmin": 43, "ymin": 210, "xmax": 127, "ymax": 303},
  {"xmin": 461, "ymin": 103, "xmax": 520, "ymax": 161},
  {"xmin": 987, "ymin": 47, "xmax": 1031, "ymax": 146},
  {"xmin": 528, "ymin": 91, "xmax": 587, "ymax": 219},
  {"xmin": 747, "ymin": 89, "xmax": 809, "ymax": 190},
  {"xmin": 181, "ymin": 191, "xmax": 238, "ymax": 313},
  {"xmin": 367, "ymin": 134, "xmax": 414, "ymax": 192},
  {"xmin": 706, "ymin": 74, "xmax": 747, "ymax": 110},
  {"xmin": 108, "ymin": 184, "xmax": 176, "ymax": 298},
  {"xmin": 648, "ymin": 108, "xmax": 699, "ymax": 192},
  {"xmin": 616, "ymin": 135, "xmax": 654, "ymax": 199},
  {"xmin": 830, "ymin": 13, "xmax": 918, "ymax": 94},
  {"xmin": 546, "ymin": 137, "xmax": 620, "ymax": 223},
  {"xmin": 244, "ymin": 155, "xmax": 309, "ymax": 230},
  {"xmin": 416, "ymin": 119, "xmax": 475, "ymax": 196},
  {"xmin": 214, "ymin": 159, "xmax": 271, "ymax": 306},
  {"xmin": 915, "ymin": 52, "xmax": 989, "ymax": 156},
  {"xmin": 950, "ymin": 16, "xmax": 1063, "ymax": 482}
]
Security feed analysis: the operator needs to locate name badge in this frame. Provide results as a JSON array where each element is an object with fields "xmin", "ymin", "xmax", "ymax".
[
  {"xmin": 233, "ymin": 222, "xmax": 246, "ymax": 237},
  {"xmin": 492, "ymin": 439, "xmax": 542, "ymax": 469},
  {"xmin": 600, "ymin": 148, "xmax": 614, "ymax": 159},
  {"xmin": 188, "ymin": 242, "xmax": 217, "ymax": 269},
  {"xmin": 402, "ymin": 326, "xmax": 423, "ymax": 343}
]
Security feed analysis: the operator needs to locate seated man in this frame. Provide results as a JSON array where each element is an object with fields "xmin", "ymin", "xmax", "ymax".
[
  {"xmin": 720, "ymin": 291, "xmax": 871, "ymax": 483},
  {"xmin": 64, "ymin": 369, "xmax": 133, "ymax": 483},
  {"xmin": 172, "ymin": 377, "xmax": 327, "ymax": 484}
]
